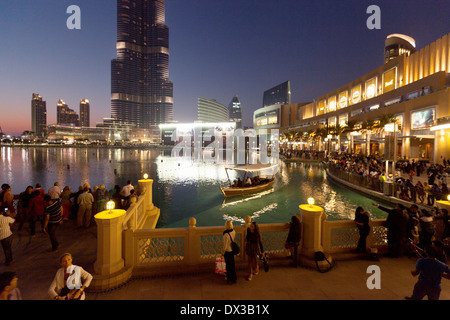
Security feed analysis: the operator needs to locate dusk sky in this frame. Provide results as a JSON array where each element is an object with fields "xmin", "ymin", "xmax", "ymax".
[{"xmin": 1, "ymin": 0, "xmax": 450, "ymax": 136}]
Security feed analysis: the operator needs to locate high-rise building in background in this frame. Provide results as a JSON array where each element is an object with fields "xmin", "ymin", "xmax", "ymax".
[
  {"xmin": 111, "ymin": 0, "xmax": 174, "ymax": 129},
  {"xmin": 197, "ymin": 97, "xmax": 229, "ymax": 123},
  {"xmin": 384, "ymin": 34, "xmax": 416, "ymax": 64},
  {"xmin": 57, "ymin": 99, "xmax": 79, "ymax": 127},
  {"xmin": 228, "ymin": 95, "xmax": 242, "ymax": 129},
  {"xmin": 263, "ymin": 81, "xmax": 291, "ymax": 107},
  {"xmin": 79, "ymin": 99, "xmax": 90, "ymax": 127},
  {"xmin": 31, "ymin": 93, "xmax": 47, "ymax": 137}
]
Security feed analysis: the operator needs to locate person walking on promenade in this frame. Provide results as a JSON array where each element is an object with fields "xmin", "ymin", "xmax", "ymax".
[
  {"xmin": 60, "ymin": 186, "xmax": 73, "ymax": 221},
  {"xmin": 245, "ymin": 222, "xmax": 263, "ymax": 280},
  {"xmin": 29, "ymin": 190, "xmax": 46, "ymax": 235},
  {"xmin": 428, "ymin": 183, "xmax": 440, "ymax": 206},
  {"xmin": 43, "ymin": 195, "xmax": 63, "ymax": 252},
  {"xmin": 354, "ymin": 207, "xmax": 370, "ymax": 254},
  {"xmin": 48, "ymin": 182, "xmax": 61, "ymax": 202},
  {"xmin": 406, "ymin": 204, "xmax": 420, "ymax": 240},
  {"xmin": 223, "ymin": 220, "xmax": 237, "ymax": 284},
  {"xmin": 406, "ymin": 245, "xmax": 450, "ymax": 300},
  {"xmin": 48, "ymin": 253, "xmax": 93, "ymax": 300},
  {"xmin": 372, "ymin": 203, "xmax": 408, "ymax": 257},
  {"xmin": 0, "ymin": 206, "xmax": 16, "ymax": 266},
  {"xmin": 0, "ymin": 272, "xmax": 22, "ymax": 300},
  {"xmin": 77, "ymin": 187, "xmax": 94, "ymax": 228},
  {"xmin": 416, "ymin": 181, "xmax": 425, "ymax": 204},
  {"xmin": 285, "ymin": 215, "xmax": 302, "ymax": 267}
]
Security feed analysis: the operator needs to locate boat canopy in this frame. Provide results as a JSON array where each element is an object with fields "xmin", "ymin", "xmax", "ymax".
[{"xmin": 224, "ymin": 163, "xmax": 279, "ymax": 173}]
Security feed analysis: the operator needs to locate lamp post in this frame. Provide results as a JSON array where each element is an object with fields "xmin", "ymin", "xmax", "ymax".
[
  {"xmin": 298, "ymin": 198, "xmax": 332, "ymax": 270},
  {"xmin": 384, "ymin": 123, "xmax": 398, "ymax": 175},
  {"xmin": 327, "ymin": 134, "xmax": 332, "ymax": 155}
]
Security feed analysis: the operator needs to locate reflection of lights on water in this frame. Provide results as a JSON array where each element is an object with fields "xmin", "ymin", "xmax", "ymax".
[
  {"xmin": 156, "ymin": 155, "xmax": 235, "ymax": 184},
  {"xmin": 222, "ymin": 203, "xmax": 278, "ymax": 224},
  {"xmin": 221, "ymin": 189, "xmax": 275, "ymax": 208}
]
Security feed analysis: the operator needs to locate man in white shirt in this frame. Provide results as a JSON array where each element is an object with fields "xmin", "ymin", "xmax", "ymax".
[
  {"xmin": 48, "ymin": 182, "xmax": 62, "ymax": 201},
  {"xmin": 120, "ymin": 180, "xmax": 134, "ymax": 197}
]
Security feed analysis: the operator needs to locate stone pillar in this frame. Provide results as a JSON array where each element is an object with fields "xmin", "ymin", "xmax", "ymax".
[
  {"xmin": 138, "ymin": 178, "xmax": 154, "ymax": 211},
  {"xmin": 298, "ymin": 203, "xmax": 332, "ymax": 269},
  {"xmin": 90, "ymin": 209, "xmax": 132, "ymax": 291},
  {"xmin": 138, "ymin": 177, "xmax": 160, "ymax": 229},
  {"xmin": 94, "ymin": 209, "xmax": 126, "ymax": 275}
]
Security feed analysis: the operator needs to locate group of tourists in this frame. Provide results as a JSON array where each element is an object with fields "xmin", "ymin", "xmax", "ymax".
[
  {"xmin": 354, "ymin": 202, "xmax": 450, "ymax": 300},
  {"xmin": 221, "ymin": 215, "xmax": 302, "ymax": 285},
  {"xmin": 0, "ymin": 252, "xmax": 93, "ymax": 300},
  {"xmin": 280, "ymin": 148, "xmax": 325, "ymax": 160},
  {"xmin": 328, "ymin": 153, "xmax": 450, "ymax": 205},
  {"xmin": 0, "ymin": 180, "xmax": 138, "ymax": 271},
  {"xmin": 231, "ymin": 176, "xmax": 274, "ymax": 188}
]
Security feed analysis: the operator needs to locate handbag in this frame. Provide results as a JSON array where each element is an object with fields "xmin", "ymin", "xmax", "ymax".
[
  {"xmin": 215, "ymin": 256, "xmax": 226, "ymax": 275},
  {"xmin": 259, "ymin": 252, "xmax": 269, "ymax": 272},
  {"xmin": 314, "ymin": 251, "xmax": 333, "ymax": 273},
  {"xmin": 228, "ymin": 233, "xmax": 240, "ymax": 255}
]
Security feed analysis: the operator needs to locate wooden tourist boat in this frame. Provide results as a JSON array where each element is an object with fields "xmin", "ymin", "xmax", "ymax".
[{"xmin": 220, "ymin": 163, "xmax": 278, "ymax": 197}]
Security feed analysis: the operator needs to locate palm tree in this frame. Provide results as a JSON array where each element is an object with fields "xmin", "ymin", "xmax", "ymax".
[
  {"xmin": 360, "ymin": 120, "xmax": 377, "ymax": 155},
  {"xmin": 375, "ymin": 113, "xmax": 398, "ymax": 135},
  {"xmin": 315, "ymin": 125, "xmax": 331, "ymax": 152},
  {"xmin": 344, "ymin": 120, "xmax": 358, "ymax": 154},
  {"xmin": 330, "ymin": 123, "xmax": 346, "ymax": 154}
]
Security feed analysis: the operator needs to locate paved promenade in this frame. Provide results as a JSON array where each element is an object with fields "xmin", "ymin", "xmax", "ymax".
[{"xmin": 1, "ymin": 218, "xmax": 449, "ymax": 302}]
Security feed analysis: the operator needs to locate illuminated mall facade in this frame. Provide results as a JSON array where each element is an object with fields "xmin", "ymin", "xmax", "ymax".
[{"xmin": 273, "ymin": 33, "xmax": 450, "ymax": 163}]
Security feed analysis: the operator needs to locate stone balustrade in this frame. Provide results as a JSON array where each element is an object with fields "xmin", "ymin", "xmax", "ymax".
[{"xmin": 89, "ymin": 180, "xmax": 390, "ymax": 291}]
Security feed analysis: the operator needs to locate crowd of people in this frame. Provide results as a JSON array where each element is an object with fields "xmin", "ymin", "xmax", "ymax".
[
  {"xmin": 0, "ymin": 252, "xmax": 93, "ymax": 300},
  {"xmin": 0, "ymin": 179, "xmax": 139, "ymax": 296},
  {"xmin": 364, "ymin": 202, "xmax": 450, "ymax": 300},
  {"xmin": 1, "ymin": 164, "xmax": 449, "ymax": 300},
  {"xmin": 2, "ymin": 180, "xmax": 138, "ymax": 229},
  {"xmin": 222, "ymin": 215, "xmax": 302, "ymax": 285},
  {"xmin": 230, "ymin": 176, "xmax": 274, "ymax": 188},
  {"xmin": 328, "ymin": 153, "xmax": 450, "ymax": 206}
]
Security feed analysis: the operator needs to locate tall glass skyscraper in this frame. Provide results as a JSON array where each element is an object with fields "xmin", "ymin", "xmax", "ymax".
[
  {"xmin": 111, "ymin": 0, "xmax": 173, "ymax": 129},
  {"xmin": 31, "ymin": 93, "xmax": 47, "ymax": 137},
  {"xmin": 262, "ymin": 81, "xmax": 291, "ymax": 108},
  {"xmin": 228, "ymin": 95, "xmax": 242, "ymax": 129},
  {"xmin": 79, "ymin": 99, "xmax": 90, "ymax": 127}
]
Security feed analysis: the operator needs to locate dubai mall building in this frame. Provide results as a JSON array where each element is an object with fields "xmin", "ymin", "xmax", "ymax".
[{"xmin": 276, "ymin": 32, "xmax": 450, "ymax": 163}]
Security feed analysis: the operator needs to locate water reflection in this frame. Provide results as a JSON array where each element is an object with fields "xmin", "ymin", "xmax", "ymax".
[{"xmin": 0, "ymin": 146, "xmax": 386, "ymax": 228}]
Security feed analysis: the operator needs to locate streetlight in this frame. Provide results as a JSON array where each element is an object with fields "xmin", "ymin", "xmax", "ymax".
[
  {"xmin": 327, "ymin": 134, "xmax": 332, "ymax": 155},
  {"xmin": 384, "ymin": 123, "xmax": 398, "ymax": 176}
]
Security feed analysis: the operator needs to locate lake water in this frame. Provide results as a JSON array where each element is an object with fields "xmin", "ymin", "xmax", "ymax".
[{"xmin": 0, "ymin": 146, "xmax": 386, "ymax": 228}]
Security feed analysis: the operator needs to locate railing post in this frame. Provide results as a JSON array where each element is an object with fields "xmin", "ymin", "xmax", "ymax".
[
  {"xmin": 138, "ymin": 176, "xmax": 160, "ymax": 229},
  {"xmin": 90, "ymin": 209, "xmax": 132, "ymax": 291},
  {"xmin": 298, "ymin": 202, "xmax": 332, "ymax": 269},
  {"xmin": 138, "ymin": 178, "xmax": 154, "ymax": 212},
  {"xmin": 188, "ymin": 217, "xmax": 200, "ymax": 265}
]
